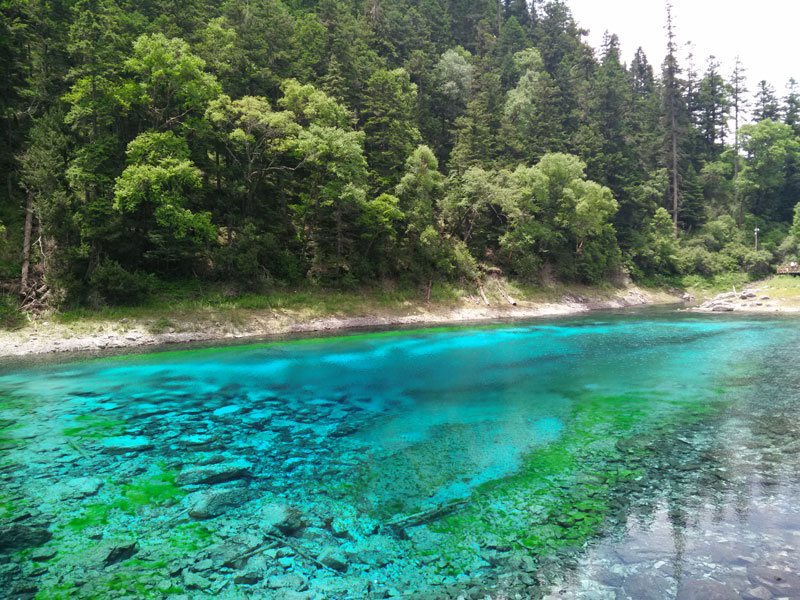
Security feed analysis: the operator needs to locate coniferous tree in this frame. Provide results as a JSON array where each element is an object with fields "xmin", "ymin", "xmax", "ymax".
[
  {"xmin": 362, "ymin": 68, "xmax": 422, "ymax": 191},
  {"xmin": 662, "ymin": 2, "xmax": 685, "ymax": 234},
  {"xmin": 696, "ymin": 56, "xmax": 730, "ymax": 162},
  {"xmin": 753, "ymin": 80, "xmax": 781, "ymax": 122},
  {"xmin": 783, "ymin": 78, "xmax": 800, "ymax": 136},
  {"xmin": 729, "ymin": 56, "xmax": 748, "ymax": 225}
]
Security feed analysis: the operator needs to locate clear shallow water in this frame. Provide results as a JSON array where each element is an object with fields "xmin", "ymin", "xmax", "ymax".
[{"xmin": 1, "ymin": 311, "xmax": 800, "ymax": 599}]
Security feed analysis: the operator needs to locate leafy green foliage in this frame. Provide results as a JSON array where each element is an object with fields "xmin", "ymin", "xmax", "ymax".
[{"xmin": 89, "ymin": 259, "xmax": 155, "ymax": 305}]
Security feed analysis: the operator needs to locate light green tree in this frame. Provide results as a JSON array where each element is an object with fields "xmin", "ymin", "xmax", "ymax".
[
  {"xmin": 113, "ymin": 131, "xmax": 215, "ymax": 252},
  {"xmin": 395, "ymin": 145, "xmax": 444, "ymax": 236},
  {"xmin": 502, "ymin": 48, "xmax": 560, "ymax": 161},
  {"xmin": 501, "ymin": 153, "xmax": 619, "ymax": 282},
  {"xmin": 205, "ymin": 94, "xmax": 300, "ymax": 219},
  {"xmin": 278, "ymin": 79, "xmax": 352, "ymax": 128},
  {"xmin": 293, "ymin": 124, "xmax": 369, "ymax": 278},
  {"xmin": 119, "ymin": 33, "xmax": 221, "ymax": 130}
]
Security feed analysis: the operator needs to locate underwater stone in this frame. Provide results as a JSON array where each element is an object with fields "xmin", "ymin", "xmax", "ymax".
[
  {"xmin": 63, "ymin": 476, "xmax": 104, "ymax": 499},
  {"xmin": 677, "ymin": 579, "xmax": 740, "ymax": 600},
  {"xmin": 179, "ymin": 434, "xmax": 219, "ymax": 447},
  {"xmin": 260, "ymin": 503, "xmax": 305, "ymax": 536},
  {"xmin": 176, "ymin": 461, "xmax": 252, "ymax": 486},
  {"xmin": 747, "ymin": 566, "xmax": 800, "ymax": 595},
  {"xmin": 102, "ymin": 540, "xmax": 139, "ymax": 566},
  {"xmin": 743, "ymin": 587, "xmax": 772, "ymax": 600},
  {"xmin": 317, "ymin": 547, "xmax": 348, "ymax": 572},
  {"xmin": 183, "ymin": 569, "xmax": 212, "ymax": 590},
  {"xmin": 0, "ymin": 523, "xmax": 52, "ymax": 554},
  {"xmin": 187, "ymin": 488, "xmax": 248, "ymax": 520},
  {"xmin": 99, "ymin": 436, "xmax": 153, "ymax": 455},
  {"xmin": 234, "ymin": 570, "xmax": 262, "ymax": 585},
  {"xmin": 30, "ymin": 547, "xmax": 57, "ymax": 562},
  {"xmin": 268, "ymin": 574, "xmax": 307, "ymax": 590},
  {"xmin": 623, "ymin": 573, "xmax": 671, "ymax": 600}
]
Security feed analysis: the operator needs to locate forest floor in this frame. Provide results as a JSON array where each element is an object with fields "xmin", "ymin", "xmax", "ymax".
[{"xmin": 0, "ymin": 281, "xmax": 682, "ymax": 358}]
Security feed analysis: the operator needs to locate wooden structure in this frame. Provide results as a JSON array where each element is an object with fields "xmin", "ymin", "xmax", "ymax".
[{"xmin": 777, "ymin": 261, "xmax": 800, "ymax": 275}]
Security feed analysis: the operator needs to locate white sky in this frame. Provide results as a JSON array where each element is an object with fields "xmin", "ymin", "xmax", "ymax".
[{"xmin": 566, "ymin": 0, "xmax": 798, "ymax": 97}]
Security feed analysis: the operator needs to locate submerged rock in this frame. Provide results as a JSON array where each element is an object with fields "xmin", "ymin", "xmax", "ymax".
[
  {"xmin": 260, "ymin": 503, "xmax": 305, "ymax": 535},
  {"xmin": 747, "ymin": 565, "xmax": 800, "ymax": 595},
  {"xmin": 0, "ymin": 523, "xmax": 52, "ymax": 554},
  {"xmin": 677, "ymin": 579, "xmax": 740, "ymax": 600},
  {"xmin": 101, "ymin": 540, "xmax": 139, "ymax": 566},
  {"xmin": 176, "ymin": 461, "xmax": 252, "ymax": 486},
  {"xmin": 268, "ymin": 574, "xmax": 307, "ymax": 590},
  {"xmin": 317, "ymin": 547, "xmax": 348, "ymax": 572},
  {"xmin": 99, "ymin": 436, "xmax": 153, "ymax": 455},
  {"xmin": 623, "ymin": 573, "xmax": 671, "ymax": 600},
  {"xmin": 187, "ymin": 488, "xmax": 249, "ymax": 520},
  {"xmin": 62, "ymin": 476, "xmax": 104, "ymax": 499}
]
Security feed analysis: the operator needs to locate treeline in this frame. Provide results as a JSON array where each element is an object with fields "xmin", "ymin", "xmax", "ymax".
[{"xmin": 2, "ymin": 0, "xmax": 800, "ymax": 308}]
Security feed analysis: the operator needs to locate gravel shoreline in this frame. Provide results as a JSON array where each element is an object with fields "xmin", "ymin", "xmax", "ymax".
[{"xmin": 0, "ymin": 288, "xmax": 670, "ymax": 358}]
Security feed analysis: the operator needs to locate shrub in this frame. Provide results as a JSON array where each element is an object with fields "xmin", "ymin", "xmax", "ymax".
[
  {"xmin": 742, "ymin": 249, "xmax": 773, "ymax": 276},
  {"xmin": 89, "ymin": 259, "xmax": 154, "ymax": 305},
  {"xmin": 0, "ymin": 294, "xmax": 24, "ymax": 329}
]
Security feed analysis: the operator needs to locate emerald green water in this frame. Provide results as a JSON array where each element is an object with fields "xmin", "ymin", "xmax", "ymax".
[{"xmin": 1, "ymin": 310, "xmax": 800, "ymax": 599}]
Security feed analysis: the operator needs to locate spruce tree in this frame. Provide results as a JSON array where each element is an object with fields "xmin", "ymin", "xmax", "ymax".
[{"xmin": 753, "ymin": 80, "xmax": 781, "ymax": 122}]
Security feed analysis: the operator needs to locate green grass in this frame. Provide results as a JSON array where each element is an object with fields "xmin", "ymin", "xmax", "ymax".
[
  {"xmin": 49, "ymin": 278, "xmax": 643, "ymax": 328},
  {"xmin": 763, "ymin": 275, "xmax": 800, "ymax": 295},
  {"xmin": 681, "ymin": 271, "xmax": 754, "ymax": 296}
]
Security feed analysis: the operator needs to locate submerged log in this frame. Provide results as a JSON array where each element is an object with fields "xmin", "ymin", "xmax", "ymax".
[{"xmin": 386, "ymin": 498, "xmax": 468, "ymax": 536}]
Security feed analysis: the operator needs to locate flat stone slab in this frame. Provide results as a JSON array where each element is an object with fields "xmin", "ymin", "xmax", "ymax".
[
  {"xmin": 176, "ymin": 461, "xmax": 252, "ymax": 486},
  {"xmin": 99, "ymin": 436, "xmax": 153, "ymax": 454}
]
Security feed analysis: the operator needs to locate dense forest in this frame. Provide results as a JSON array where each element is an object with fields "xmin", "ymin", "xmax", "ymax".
[{"xmin": 2, "ymin": 0, "xmax": 800, "ymax": 314}]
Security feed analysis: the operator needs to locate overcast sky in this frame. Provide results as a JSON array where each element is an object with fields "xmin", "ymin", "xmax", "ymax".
[{"xmin": 566, "ymin": 0, "xmax": 798, "ymax": 97}]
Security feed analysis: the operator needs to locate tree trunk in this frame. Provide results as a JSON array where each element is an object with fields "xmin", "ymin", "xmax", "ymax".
[
  {"xmin": 671, "ymin": 111, "xmax": 679, "ymax": 236},
  {"xmin": 336, "ymin": 205, "xmax": 343, "ymax": 264},
  {"xmin": 734, "ymin": 96, "xmax": 741, "ymax": 227},
  {"xmin": 478, "ymin": 281, "xmax": 489, "ymax": 306},
  {"xmin": 20, "ymin": 192, "xmax": 33, "ymax": 293}
]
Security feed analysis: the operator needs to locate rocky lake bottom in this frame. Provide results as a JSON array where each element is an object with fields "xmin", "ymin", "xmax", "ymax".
[{"xmin": 1, "ymin": 311, "xmax": 800, "ymax": 600}]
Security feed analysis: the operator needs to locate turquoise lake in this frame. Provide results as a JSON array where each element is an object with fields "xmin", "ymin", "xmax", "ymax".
[{"xmin": 2, "ymin": 309, "xmax": 800, "ymax": 599}]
